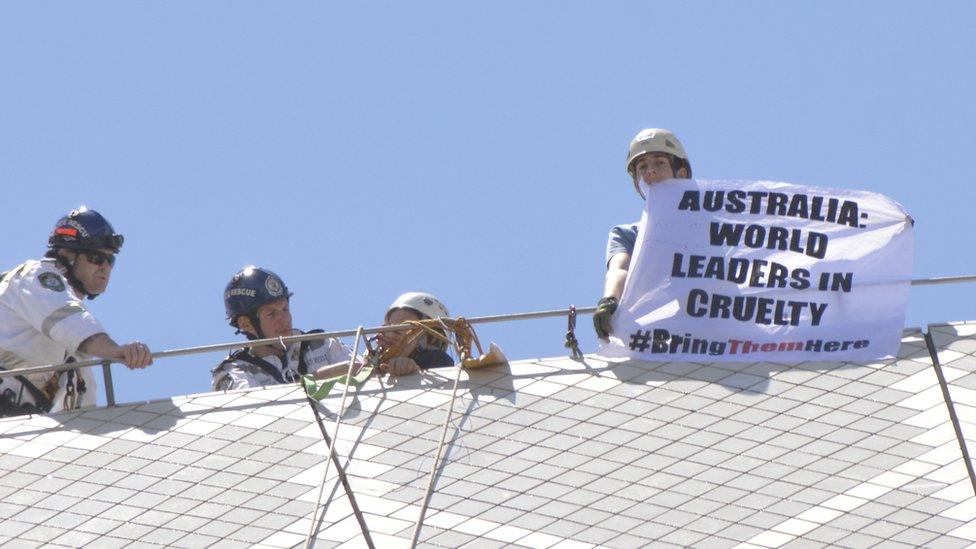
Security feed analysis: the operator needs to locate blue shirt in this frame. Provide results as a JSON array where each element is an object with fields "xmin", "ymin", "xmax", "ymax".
[{"xmin": 606, "ymin": 222, "xmax": 640, "ymax": 266}]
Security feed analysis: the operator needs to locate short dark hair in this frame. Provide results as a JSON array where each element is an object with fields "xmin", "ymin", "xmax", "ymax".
[{"xmin": 669, "ymin": 155, "xmax": 692, "ymax": 178}]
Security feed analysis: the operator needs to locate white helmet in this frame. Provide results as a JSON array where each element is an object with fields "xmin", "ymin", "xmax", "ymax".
[
  {"xmin": 625, "ymin": 128, "xmax": 691, "ymax": 180},
  {"xmin": 385, "ymin": 292, "xmax": 451, "ymax": 352},
  {"xmin": 385, "ymin": 292, "xmax": 450, "ymax": 323}
]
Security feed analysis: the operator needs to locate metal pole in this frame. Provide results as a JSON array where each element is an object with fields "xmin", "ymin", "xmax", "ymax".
[
  {"xmin": 2, "ymin": 272, "xmax": 975, "ymax": 381},
  {"xmin": 0, "ymin": 307, "xmax": 591, "ymax": 379},
  {"xmin": 465, "ymin": 306, "xmax": 597, "ymax": 324},
  {"xmin": 100, "ymin": 361, "xmax": 116, "ymax": 407},
  {"xmin": 910, "ymin": 275, "xmax": 976, "ymax": 286},
  {"xmin": 924, "ymin": 331, "xmax": 976, "ymax": 496}
]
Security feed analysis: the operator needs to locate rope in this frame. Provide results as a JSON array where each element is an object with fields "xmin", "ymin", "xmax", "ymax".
[
  {"xmin": 409, "ymin": 319, "xmax": 468, "ymax": 547},
  {"xmin": 304, "ymin": 327, "xmax": 373, "ymax": 549},
  {"xmin": 564, "ymin": 305, "xmax": 584, "ymax": 360},
  {"xmin": 303, "ymin": 392, "xmax": 374, "ymax": 549},
  {"xmin": 370, "ymin": 317, "xmax": 483, "ymax": 367}
]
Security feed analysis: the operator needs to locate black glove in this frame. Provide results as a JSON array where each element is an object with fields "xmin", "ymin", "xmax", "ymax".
[{"xmin": 593, "ymin": 296, "xmax": 619, "ymax": 340}]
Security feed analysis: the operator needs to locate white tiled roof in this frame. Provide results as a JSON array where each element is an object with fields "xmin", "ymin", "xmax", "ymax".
[{"xmin": 1, "ymin": 322, "xmax": 975, "ymax": 547}]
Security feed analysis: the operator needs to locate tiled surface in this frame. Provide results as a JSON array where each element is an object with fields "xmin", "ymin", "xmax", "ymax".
[
  {"xmin": 1, "ymin": 327, "xmax": 975, "ymax": 548},
  {"xmin": 0, "ymin": 386, "xmax": 326, "ymax": 549},
  {"xmin": 927, "ymin": 320, "xmax": 976, "ymax": 540}
]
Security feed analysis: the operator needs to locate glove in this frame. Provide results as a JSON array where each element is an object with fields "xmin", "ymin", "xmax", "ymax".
[{"xmin": 593, "ymin": 296, "xmax": 619, "ymax": 340}]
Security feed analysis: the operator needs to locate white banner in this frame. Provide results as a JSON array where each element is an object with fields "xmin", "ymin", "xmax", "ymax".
[{"xmin": 600, "ymin": 179, "xmax": 914, "ymax": 362}]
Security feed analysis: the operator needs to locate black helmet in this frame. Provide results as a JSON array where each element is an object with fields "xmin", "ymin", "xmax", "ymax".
[
  {"xmin": 48, "ymin": 207, "xmax": 124, "ymax": 253},
  {"xmin": 224, "ymin": 266, "xmax": 292, "ymax": 328}
]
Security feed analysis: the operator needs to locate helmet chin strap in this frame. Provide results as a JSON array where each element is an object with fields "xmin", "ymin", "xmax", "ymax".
[
  {"xmin": 242, "ymin": 315, "xmax": 288, "ymax": 358},
  {"xmin": 670, "ymin": 156, "xmax": 691, "ymax": 179},
  {"xmin": 54, "ymin": 251, "xmax": 100, "ymax": 300},
  {"xmin": 242, "ymin": 313, "xmax": 266, "ymax": 340}
]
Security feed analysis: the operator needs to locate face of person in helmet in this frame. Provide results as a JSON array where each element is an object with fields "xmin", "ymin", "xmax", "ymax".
[
  {"xmin": 59, "ymin": 247, "xmax": 115, "ymax": 296},
  {"xmin": 634, "ymin": 152, "xmax": 688, "ymax": 185},
  {"xmin": 238, "ymin": 297, "xmax": 292, "ymax": 339},
  {"xmin": 379, "ymin": 308, "xmax": 423, "ymax": 355}
]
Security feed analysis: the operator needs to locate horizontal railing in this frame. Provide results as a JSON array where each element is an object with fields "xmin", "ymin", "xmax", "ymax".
[
  {"xmin": 2, "ymin": 273, "xmax": 974, "ymax": 407},
  {"xmin": 0, "ymin": 306, "xmax": 596, "ymax": 380},
  {"xmin": 0, "ymin": 306, "xmax": 596, "ymax": 406}
]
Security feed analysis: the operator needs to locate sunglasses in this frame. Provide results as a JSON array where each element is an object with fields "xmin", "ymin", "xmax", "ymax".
[{"xmin": 82, "ymin": 250, "xmax": 116, "ymax": 267}]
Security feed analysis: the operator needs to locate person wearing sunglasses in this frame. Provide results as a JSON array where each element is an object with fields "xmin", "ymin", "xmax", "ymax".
[{"xmin": 0, "ymin": 207, "xmax": 153, "ymax": 417}]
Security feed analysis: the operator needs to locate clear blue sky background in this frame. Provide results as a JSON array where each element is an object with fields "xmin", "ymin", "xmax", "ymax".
[{"xmin": 2, "ymin": 2, "xmax": 974, "ymax": 405}]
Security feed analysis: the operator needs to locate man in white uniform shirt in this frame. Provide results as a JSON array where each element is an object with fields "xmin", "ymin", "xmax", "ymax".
[{"xmin": 0, "ymin": 207, "xmax": 152, "ymax": 417}]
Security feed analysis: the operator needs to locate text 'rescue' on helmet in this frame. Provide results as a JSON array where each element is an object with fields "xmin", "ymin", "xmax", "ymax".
[
  {"xmin": 47, "ymin": 207, "xmax": 124, "ymax": 253},
  {"xmin": 625, "ymin": 128, "xmax": 693, "ymax": 184},
  {"xmin": 224, "ymin": 266, "xmax": 293, "ymax": 328}
]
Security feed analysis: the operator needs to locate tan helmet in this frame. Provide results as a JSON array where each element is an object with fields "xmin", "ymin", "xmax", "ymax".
[
  {"xmin": 625, "ymin": 128, "xmax": 689, "ymax": 180},
  {"xmin": 385, "ymin": 292, "xmax": 450, "ymax": 323}
]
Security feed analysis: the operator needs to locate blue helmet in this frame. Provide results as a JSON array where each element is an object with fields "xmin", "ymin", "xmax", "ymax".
[
  {"xmin": 48, "ymin": 207, "xmax": 124, "ymax": 253},
  {"xmin": 224, "ymin": 266, "xmax": 292, "ymax": 327}
]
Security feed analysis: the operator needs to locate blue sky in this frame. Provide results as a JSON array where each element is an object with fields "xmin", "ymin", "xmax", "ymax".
[{"xmin": 2, "ymin": 2, "xmax": 974, "ymax": 405}]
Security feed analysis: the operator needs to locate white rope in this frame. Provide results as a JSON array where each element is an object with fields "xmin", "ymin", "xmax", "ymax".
[
  {"xmin": 305, "ymin": 326, "xmax": 365, "ymax": 549},
  {"xmin": 409, "ymin": 319, "xmax": 469, "ymax": 547}
]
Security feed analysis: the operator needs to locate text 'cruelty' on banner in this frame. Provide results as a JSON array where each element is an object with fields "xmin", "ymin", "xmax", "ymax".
[{"xmin": 599, "ymin": 179, "xmax": 914, "ymax": 363}]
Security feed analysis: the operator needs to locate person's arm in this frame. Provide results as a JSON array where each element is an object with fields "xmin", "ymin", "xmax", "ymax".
[
  {"xmin": 312, "ymin": 338, "xmax": 365, "ymax": 379},
  {"xmin": 311, "ymin": 353, "xmax": 421, "ymax": 378},
  {"xmin": 312, "ymin": 358, "xmax": 364, "ymax": 379},
  {"xmin": 78, "ymin": 333, "xmax": 153, "ymax": 369},
  {"xmin": 603, "ymin": 253, "xmax": 631, "ymax": 301},
  {"xmin": 379, "ymin": 356, "xmax": 420, "ymax": 376},
  {"xmin": 594, "ymin": 252, "xmax": 631, "ymax": 340}
]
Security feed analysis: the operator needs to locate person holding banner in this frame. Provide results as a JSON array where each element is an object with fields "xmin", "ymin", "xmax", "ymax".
[
  {"xmin": 0, "ymin": 207, "xmax": 153, "ymax": 417},
  {"xmin": 595, "ymin": 138, "xmax": 914, "ymax": 362},
  {"xmin": 212, "ymin": 266, "xmax": 360, "ymax": 391},
  {"xmin": 593, "ymin": 128, "xmax": 693, "ymax": 340}
]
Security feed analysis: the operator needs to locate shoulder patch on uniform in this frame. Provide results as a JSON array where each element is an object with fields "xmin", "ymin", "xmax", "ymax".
[{"xmin": 38, "ymin": 272, "xmax": 66, "ymax": 292}]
